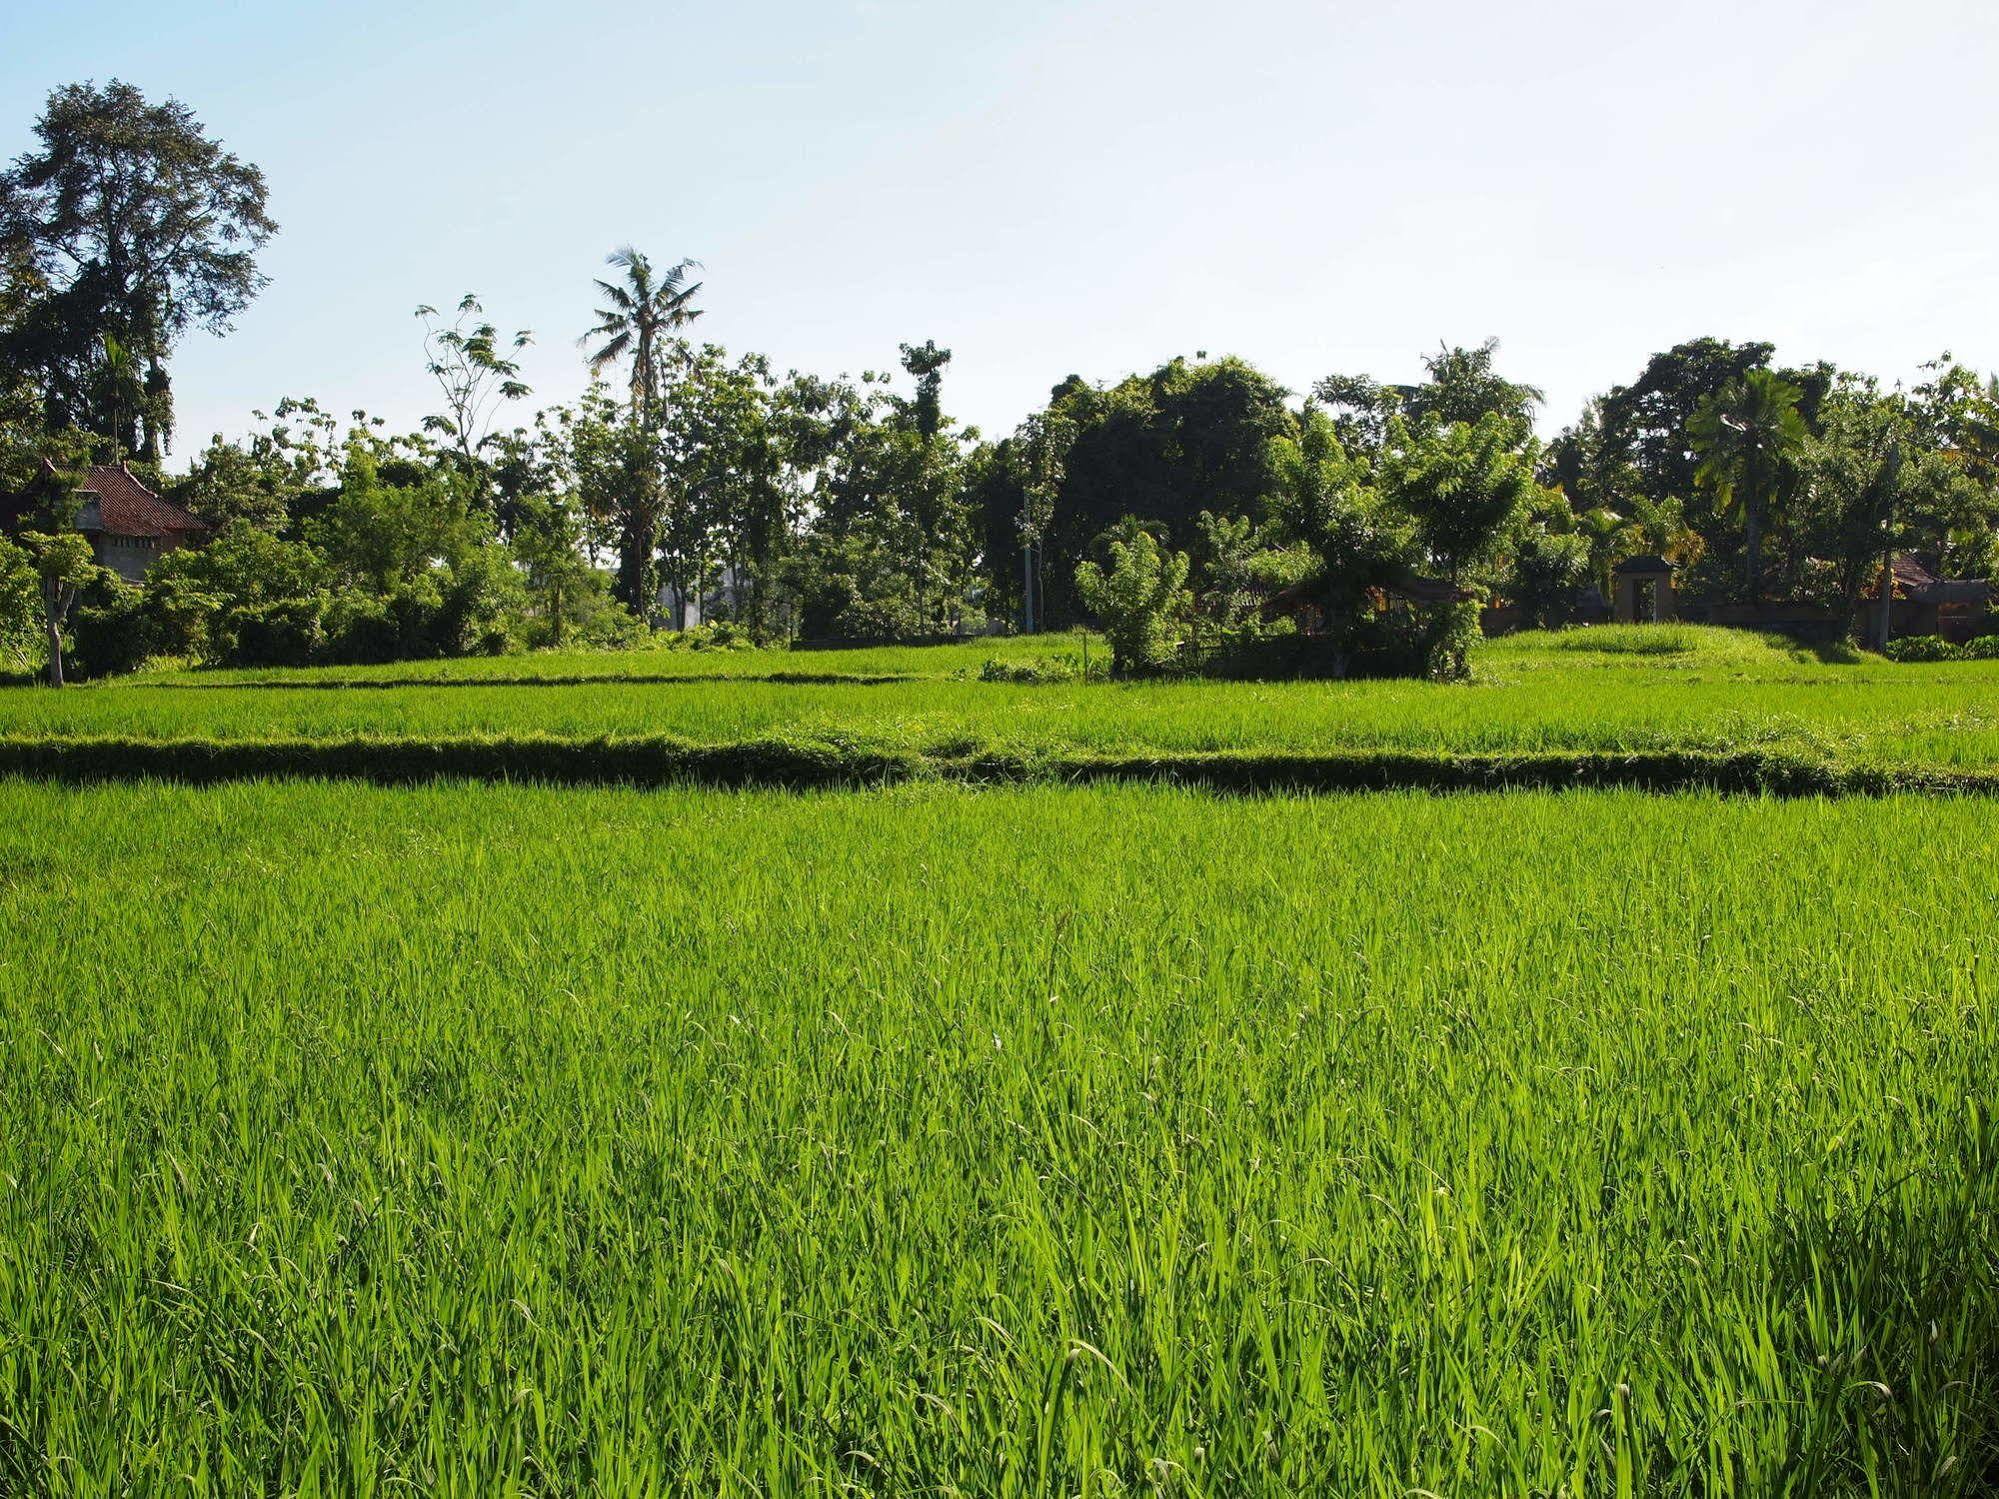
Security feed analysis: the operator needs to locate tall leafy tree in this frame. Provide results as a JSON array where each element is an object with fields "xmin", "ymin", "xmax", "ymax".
[
  {"xmin": 0, "ymin": 80, "xmax": 275, "ymax": 460},
  {"xmin": 1588, "ymin": 338, "xmax": 1775, "ymax": 514},
  {"xmin": 1384, "ymin": 413, "xmax": 1539, "ymax": 585},
  {"xmin": 1400, "ymin": 339, "xmax": 1544, "ymax": 437},
  {"xmin": 415, "ymin": 293, "xmax": 531, "ymax": 488},
  {"xmin": 1267, "ymin": 406, "xmax": 1413, "ymax": 624},
  {"xmin": 1687, "ymin": 369, "xmax": 1807, "ymax": 599},
  {"xmin": 579, "ymin": 247, "xmax": 702, "ymax": 610},
  {"xmin": 1029, "ymin": 356, "xmax": 1294, "ymax": 626},
  {"xmin": 898, "ymin": 339, "xmax": 950, "ymax": 440},
  {"xmin": 19, "ymin": 529, "xmax": 98, "ymax": 686}
]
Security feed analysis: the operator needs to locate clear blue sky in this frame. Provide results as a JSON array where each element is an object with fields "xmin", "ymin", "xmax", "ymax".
[{"xmin": 7, "ymin": 0, "xmax": 1996, "ymax": 464}]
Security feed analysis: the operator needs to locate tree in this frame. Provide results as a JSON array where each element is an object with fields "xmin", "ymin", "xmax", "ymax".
[
  {"xmin": 1799, "ymin": 391, "xmax": 1906, "ymax": 642},
  {"xmin": 1074, "ymin": 526, "xmax": 1192, "ymax": 675},
  {"xmin": 19, "ymin": 529, "xmax": 97, "ymax": 685},
  {"xmin": 1310, "ymin": 372, "xmax": 1398, "ymax": 457},
  {"xmin": 1687, "ymin": 369, "xmax": 1806, "ymax": 600},
  {"xmin": 0, "ymin": 534, "xmax": 39, "ymax": 674},
  {"xmin": 782, "ymin": 355, "xmax": 981, "ymax": 641},
  {"xmin": 1011, "ymin": 408, "xmax": 1074, "ymax": 632},
  {"xmin": 1385, "ymin": 414, "xmax": 1538, "ymax": 585},
  {"xmin": 666, "ymin": 348, "xmax": 792, "ymax": 638},
  {"xmin": 1401, "ymin": 339, "xmax": 1544, "ymax": 437},
  {"xmin": 1590, "ymin": 338, "xmax": 1775, "ymax": 514},
  {"xmin": 579, "ymin": 247, "xmax": 703, "ymax": 611},
  {"xmin": 1267, "ymin": 407, "xmax": 1413, "ymax": 627},
  {"xmin": 1023, "ymin": 356, "xmax": 1294, "ymax": 627},
  {"xmin": 1575, "ymin": 506, "xmax": 1635, "ymax": 603},
  {"xmin": 0, "ymin": 80, "xmax": 275, "ymax": 460},
  {"xmin": 1507, "ymin": 494, "xmax": 1592, "ymax": 629},
  {"xmin": 169, "ymin": 396, "xmax": 341, "ymax": 532},
  {"xmin": 898, "ymin": 339, "xmax": 950, "ymax": 440},
  {"xmin": 416, "ymin": 294, "xmax": 531, "ymax": 482}
]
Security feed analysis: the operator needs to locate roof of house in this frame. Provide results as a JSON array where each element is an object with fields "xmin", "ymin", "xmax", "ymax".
[
  {"xmin": 1871, "ymin": 551, "xmax": 1988, "ymax": 605},
  {"xmin": 70, "ymin": 463, "xmax": 209, "ymax": 539},
  {"xmin": 1613, "ymin": 554, "xmax": 1677, "ymax": 575}
]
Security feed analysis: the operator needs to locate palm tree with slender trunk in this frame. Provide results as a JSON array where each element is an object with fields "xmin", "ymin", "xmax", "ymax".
[
  {"xmin": 1688, "ymin": 369, "xmax": 1806, "ymax": 602},
  {"xmin": 579, "ymin": 248, "xmax": 703, "ymax": 611}
]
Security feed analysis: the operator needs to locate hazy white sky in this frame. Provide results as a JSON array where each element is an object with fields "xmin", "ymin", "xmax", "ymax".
[{"xmin": 6, "ymin": 0, "xmax": 1996, "ymax": 462}]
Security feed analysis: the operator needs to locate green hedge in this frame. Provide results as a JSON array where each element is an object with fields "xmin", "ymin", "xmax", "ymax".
[{"xmin": 0, "ymin": 735, "xmax": 1993, "ymax": 798}]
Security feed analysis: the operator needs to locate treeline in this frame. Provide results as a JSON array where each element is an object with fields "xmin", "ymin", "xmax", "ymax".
[{"xmin": 5, "ymin": 81, "xmax": 1999, "ymax": 682}]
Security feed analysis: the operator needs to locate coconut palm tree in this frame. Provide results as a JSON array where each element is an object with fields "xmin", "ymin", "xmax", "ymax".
[
  {"xmin": 1576, "ymin": 506, "xmax": 1634, "ymax": 603},
  {"xmin": 580, "ymin": 248, "xmax": 702, "ymax": 430},
  {"xmin": 1688, "ymin": 369, "xmax": 1806, "ymax": 600},
  {"xmin": 577, "ymin": 248, "xmax": 702, "ymax": 609}
]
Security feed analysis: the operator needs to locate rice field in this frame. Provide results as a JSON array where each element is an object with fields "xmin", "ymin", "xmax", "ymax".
[
  {"xmin": 7, "ymin": 627, "xmax": 1999, "ymax": 771},
  {"xmin": 4, "ymin": 779, "xmax": 1998, "ymax": 1496}
]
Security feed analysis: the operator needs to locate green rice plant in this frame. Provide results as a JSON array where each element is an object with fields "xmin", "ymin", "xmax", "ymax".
[
  {"xmin": 6, "ymin": 624, "xmax": 1999, "ymax": 771},
  {"xmin": 2, "ymin": 781, "xmax": 1998, "ymax": 1494}
]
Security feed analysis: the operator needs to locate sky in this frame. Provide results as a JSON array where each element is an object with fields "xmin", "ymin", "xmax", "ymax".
[{"xmin": 5, "ymin": 0, "xmax": 1997, "ymax": 466}]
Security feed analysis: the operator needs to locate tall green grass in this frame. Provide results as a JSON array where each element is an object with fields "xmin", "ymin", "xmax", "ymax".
[
  {"xmin": 6, "ymin": 629, "xmax": 1999, "ymax": 769},
  {"xmin": 118, "ymin": 631, "xmax": 1092, "ymax": 687},
  {"xmin": 3, "ymin": 781, "xmax": 1997, "ymax": 1494}
]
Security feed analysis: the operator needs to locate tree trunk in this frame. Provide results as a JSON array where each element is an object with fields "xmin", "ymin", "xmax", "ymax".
[
  {"xmin": 616, "ymin": 518, "xmax": 651, "ymax": 616},
  {"xmin": 1878, "ymin": 546, "xmax": 1894, "ymax": 651},
  {"xmin": 43, "ymin": 585, "xmax": 68, "ymax": 688},
  {"xmin": 1744, "ymin": 495, "xmax": 1762, "ymax": 604}
]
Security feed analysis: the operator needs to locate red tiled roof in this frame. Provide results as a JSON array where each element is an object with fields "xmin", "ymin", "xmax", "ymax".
[{"xmin": 71, "ymin": 463, "xmax": 209, "ymax": 539}]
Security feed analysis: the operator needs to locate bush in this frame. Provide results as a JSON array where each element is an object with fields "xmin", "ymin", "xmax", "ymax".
[
  {"xmin": 655, "ymin": 622, "xmax": 753, "ymax": 652},
  {"xmin": 1422, "ymin": 598, "xmax": 1483, "ymax": 682},
  {"xmin": 979, "ymin": 655, "xmax": 1081, "ymax": 684},
  {"xmin": 1884, "ymin": 634, "xmax": 1963, "ymax": 663},
  {"xmin": 224, "ymin": 595, "xmax": 327, "ymax": 667},
  {"xmin": 1075, "ymin": 529, "xmax": 1193, "ymax": 677},
  {"xmin": 70, "ymin": 577, "xmax": 157, "ymax": 678},
  {"xmin": 1963, "ymin": 635, "xmax": 1999, "ymax": 661}
]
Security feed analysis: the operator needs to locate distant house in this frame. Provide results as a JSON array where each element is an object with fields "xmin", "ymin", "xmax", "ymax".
[
  {"xmin": 0, "ymin": 462, "xmax": 211, "ymax": 583},
  {"xmin": 1867, "ymin": 552, "xmax": 1990, "ymax": 642}
]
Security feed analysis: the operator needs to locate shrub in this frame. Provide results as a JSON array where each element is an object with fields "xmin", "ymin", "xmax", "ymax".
[
  {"xmin": 1884, "ymin": 634, "xmax": 1963, "ymax": 663},
  {"xmin": 657, "ymin": 622, "xmax": 754, "ymax": 652},
  {"xmin": 224, "ymin": 595, "xmax": 327, "ymax": 667},
  {"xmin": 979, "ymin": 655, "xmax": 1080, "ymax": 684},
  {"xmin": 1075, "ymin": 529, "xmax": 1192, "ymax": 677},
  {"xmin": 1963, "ymin": 635, "xmax": 1999, "ymax": 661},
  {"xmin": 70, "ymin": 577, "xmax": 157, "ymax": 678},
  {"xmin": 1422, "ymin": 597, "xmax": 1483, "ymax": 682}
]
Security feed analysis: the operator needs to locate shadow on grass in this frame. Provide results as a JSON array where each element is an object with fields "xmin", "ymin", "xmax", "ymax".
[{"xmin": 115, "ymin": 669, "xmax": 918, "ymax": 691}]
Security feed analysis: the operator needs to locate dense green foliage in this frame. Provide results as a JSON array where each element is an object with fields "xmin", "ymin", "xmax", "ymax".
[
  {"xmin": 0, "ymin": 80, "xmax": 275, "ymax": 464},
  {"xmin": 4, "ymin": 782, "xmax": 1999, "ymax": 1494},
  {"xmin": 5, "ymin": 82, "xmax": 1999, "ymax": 685}
]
